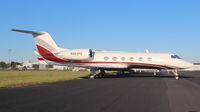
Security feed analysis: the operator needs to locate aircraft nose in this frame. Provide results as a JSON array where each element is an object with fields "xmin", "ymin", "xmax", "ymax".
[{"xmin": 184, "ymin": 61, "xmax": 194, "ymax": 68}]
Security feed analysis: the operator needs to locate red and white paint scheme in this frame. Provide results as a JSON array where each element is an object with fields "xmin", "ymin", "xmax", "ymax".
[
  {"xmin": 34, "ymin": 50, "xmax": 47, "ymax": 65},
  {"xmin": 12, "ymin": 29, "xmax": 193, "ymax": 80}
]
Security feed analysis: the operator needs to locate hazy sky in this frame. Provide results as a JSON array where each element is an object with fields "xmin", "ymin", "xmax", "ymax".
[{"xmin": 0, "ymin": 0, "xmax": 200, "ymax": 63}]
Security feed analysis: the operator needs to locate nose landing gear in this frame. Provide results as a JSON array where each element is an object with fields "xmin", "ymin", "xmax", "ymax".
[{"xmin": 172, "ymin": 70, "xmax": 179, "ymax": 80}]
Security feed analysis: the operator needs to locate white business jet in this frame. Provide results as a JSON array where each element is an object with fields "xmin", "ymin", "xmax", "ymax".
[{"xmin": 12, "ymin": 29, "xmax": 193, "ymax": 80}]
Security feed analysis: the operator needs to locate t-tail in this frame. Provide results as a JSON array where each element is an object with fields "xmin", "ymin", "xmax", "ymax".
[{"xmin": 11, "ymin": 29, "xmax": 67, "ymax": 63}]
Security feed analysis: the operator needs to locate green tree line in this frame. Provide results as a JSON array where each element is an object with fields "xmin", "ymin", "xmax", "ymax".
[{"xmin": 0, "ymin": 61, "xmax": 22, "ymax": 69}]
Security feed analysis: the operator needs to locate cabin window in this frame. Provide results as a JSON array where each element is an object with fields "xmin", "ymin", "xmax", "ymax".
[
  {"xmin": 121, "ymin": 57, "xmax": 126, "ymax": 61},
  {"xmin": 130, "ymin": 57, "xmax": 134, "ymax": 61},
  {"xmin": 138, "ymin": 57, "xmax": 143, "ymax": 61},
  {"xmin": 112, "ymin": 57, "xmax": 117, "ymax": 61},
  {"xmin": 104, "ymin": 56, "xmax": 109, "ymax": 61},
  {"xmin": 147, "ymin": 57, "xmax": 152, "ymax": 61}
]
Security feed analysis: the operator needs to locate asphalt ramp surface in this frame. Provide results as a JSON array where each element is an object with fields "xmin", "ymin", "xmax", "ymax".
[{"xmin": 0, "ymin": 71, "xmax": 200, "ymax": 112}]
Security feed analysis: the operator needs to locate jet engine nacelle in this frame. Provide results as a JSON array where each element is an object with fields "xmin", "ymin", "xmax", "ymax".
[{"xmin": 58, "ymin": 49, "xmax": 93, "ymax": 61}]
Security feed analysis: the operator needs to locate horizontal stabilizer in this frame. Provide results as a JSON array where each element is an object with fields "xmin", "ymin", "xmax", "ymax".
[{"xmin": 11, "ymin": 29, "xmax": 45, "ymax": 36}]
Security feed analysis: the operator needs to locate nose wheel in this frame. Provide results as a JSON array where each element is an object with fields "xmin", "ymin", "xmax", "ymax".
[
  {"xmin": 172, "ymin": 70, "xmax": 179, "ymax": 80},
  {"xmin": 175, "ymin": 76, "xmax": 179, "ymax": 80},
  {"xmin": 90, "ymin": 75, "xmax": 95, "ymax": 79}
]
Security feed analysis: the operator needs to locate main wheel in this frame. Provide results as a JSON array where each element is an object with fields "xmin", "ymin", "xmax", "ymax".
[{"xmin": 90, "ymin": 75, "xmax": 95, "ymax": 79}]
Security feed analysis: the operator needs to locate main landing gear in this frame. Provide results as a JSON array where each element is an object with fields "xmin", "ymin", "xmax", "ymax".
[
  {"xmin": 153, "ymin": 70, "xmax": 160, "ymax": 76},
  {"xmin": 89, "ymin": 69, "xmax": 106, "ymax": 79},
  {"xmin": 89, "ymin": 68, "xmax": 96, "ymax": 79}
]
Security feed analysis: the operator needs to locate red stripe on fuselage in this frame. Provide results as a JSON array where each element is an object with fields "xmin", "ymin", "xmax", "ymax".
[
  {"xmin": 69, "ymin": 62, "xmax": 173, "ymax": 69},
  {"xmin": 36, "ymin": 45, "xmax": 67, "ymax": 63},
  {"xmin": 38, "ymin": 57, "xmax": 44, "ymax": 61}
]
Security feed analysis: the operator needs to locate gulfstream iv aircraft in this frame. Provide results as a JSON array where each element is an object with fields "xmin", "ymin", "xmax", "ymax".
[{"xmin": 12, "ymin": 29, "xmax": 193, "ymax": 80}]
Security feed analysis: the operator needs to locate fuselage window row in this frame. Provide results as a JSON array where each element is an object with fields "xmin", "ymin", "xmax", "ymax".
[{"xmin": 104, "ymin": 56, "xmax": 153, "ymax": 62}]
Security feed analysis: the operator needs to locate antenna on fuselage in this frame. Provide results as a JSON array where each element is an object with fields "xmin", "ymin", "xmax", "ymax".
[{"xmin": 145, "ymin": 49, "xmax": 149, "ymax": 53}]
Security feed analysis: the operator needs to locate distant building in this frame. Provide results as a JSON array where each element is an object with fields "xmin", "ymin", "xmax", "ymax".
[
  {"xmin": 72, "ymin": 67, "xmax": 87, "ymax": 71},
  {"xmin": 22, "ymin": 61, "xmax": 39, "ymax": 70},
  {"xmin": 17, "ymin": 60, "xmax": 87, "ymax": 71},
  {"xmin": 51, "ymin": 65, "xmax": 69, "ymax": 70}
]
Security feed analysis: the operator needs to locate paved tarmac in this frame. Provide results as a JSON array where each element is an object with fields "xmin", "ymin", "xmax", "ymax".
[{"xmin": 0, "ymin": 71, "xmax": 200, "ymax": 112}]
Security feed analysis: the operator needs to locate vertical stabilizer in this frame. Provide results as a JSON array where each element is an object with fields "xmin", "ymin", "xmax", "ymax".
[
  {"xmin": 12, "ymin": 29, "xmax": 68, "ymax": 63},
  {"xmin": 11, "ymin": 29, "xmax": 61, "ymax": 55}
]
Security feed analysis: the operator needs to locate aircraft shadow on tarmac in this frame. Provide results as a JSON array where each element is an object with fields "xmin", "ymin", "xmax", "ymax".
[{"xmin": 81, "ymin": 72, "xmax": 194, "ymax": 79}]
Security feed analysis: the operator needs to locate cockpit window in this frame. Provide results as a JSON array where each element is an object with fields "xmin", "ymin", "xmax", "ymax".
[{"xmin": 171, "ymin": 55, "xmax": 181, "ymax": 59}]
